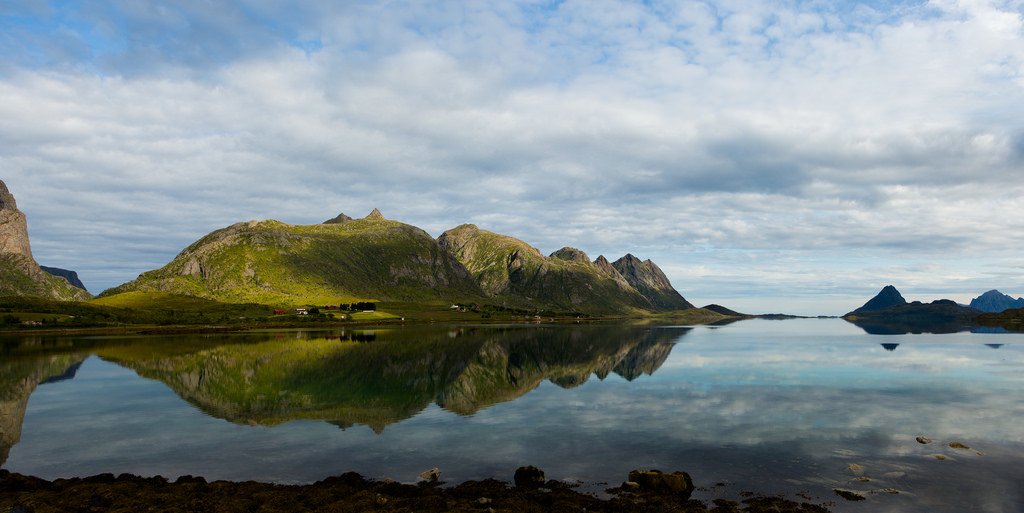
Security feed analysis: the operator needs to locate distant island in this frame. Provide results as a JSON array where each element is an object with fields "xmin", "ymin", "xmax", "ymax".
[{"xmin": 843, "ymin": 285, "xmax": 1024, "ymax": 334}]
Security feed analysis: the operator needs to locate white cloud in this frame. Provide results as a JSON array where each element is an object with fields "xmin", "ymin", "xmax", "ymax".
[{"xmin": 1, "ymin": 1, "xmax": 1023, "ymax": 311}]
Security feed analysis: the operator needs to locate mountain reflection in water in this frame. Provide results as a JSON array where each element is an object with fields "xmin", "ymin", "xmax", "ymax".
[
  {"xmin": 1, "ymin": 325, "xmax": 685, "ymax": 444},
  {"xmin": 3, "ymin": 321, "xmax": 1023, "ymax": 513}
]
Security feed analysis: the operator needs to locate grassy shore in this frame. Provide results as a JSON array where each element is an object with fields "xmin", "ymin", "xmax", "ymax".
[{"xmin": 0, "ymin": 293, "xmax": 729, "ymax": 336}]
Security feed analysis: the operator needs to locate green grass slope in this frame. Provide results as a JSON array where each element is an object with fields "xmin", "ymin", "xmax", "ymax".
[
  {"xmin": 438, "ymin": 224, "xmax": 652, "ymax": 314},
  {"xmin": 0, "ymin": 254, "xmax": 90, "ymax": 302},
  {"xmin": 101, "ymin": 215, "xmax": 484, "ymax": 307}
]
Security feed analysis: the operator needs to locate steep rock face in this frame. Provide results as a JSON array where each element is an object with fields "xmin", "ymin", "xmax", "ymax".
[
  {"xmin": 593, "ymin": 255, "xmax": 635, "ymax": 292},
  {"xmin": 0, "ymin": 180, "xmax": 32, "ymax": 258},
  {"xmin": 852, "ymin": 285, "xmax": 907, "ymax": 314},
  {"xmin": 40, "ymin": 266, "xmax": 87, "ymax": 291},
  {"xmin": 0, "ymin": 180, "xmax": 90, "ymax": 301},
  {"xmin": 103, "ymin": 212, "xmax": 482, "ymax": 305},
  {"xmin": 969, "ymin": 290, "xmax": 1024, "ymax": 313},
  {"xmin": 612, "ymin": 254, "xmax": 694, "ymax": 310},
  {"xmin": 438, "ymin": 224, "xmax": 652, "ymax": 313}
]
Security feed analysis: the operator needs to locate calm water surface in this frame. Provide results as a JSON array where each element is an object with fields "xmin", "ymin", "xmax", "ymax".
[{"xmin": 2, "ymin": 319, "xmax": 1022, "ymax": 512}]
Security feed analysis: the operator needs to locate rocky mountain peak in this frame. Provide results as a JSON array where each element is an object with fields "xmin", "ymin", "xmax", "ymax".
[
  {"xmin": 612, "ymin": 254, "xmax": 694, "ymax": 310},
  {"xmin": 852, "ymin": 285, "xmax": 907, "ymax": 314},
  {"xmin": 365, "ymin": 208, "xmax": 385, "ymax": 220},
  {"xmin": 0, "ymin": 180, "xmax": 17, "ymax": 211},
  {"xmin": 618, "ymin": 253, "xmax": 642, "ymax": 265},
  {"xmin": 550, "ymin": 247, "xmax": 590, "ymax": 263},
  {"xmin": 323, "ymin": 212, "xmax": 353, "ymax": 224},
  {"xmin": 0, "ymin": 179, "xmax": 32, "ymax": 258},
  {"xmin": 969, "ymin": 289, "xmax": 1024, "ymax": 313}
]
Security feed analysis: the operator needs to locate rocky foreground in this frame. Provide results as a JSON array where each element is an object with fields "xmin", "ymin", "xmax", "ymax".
[{"xmin": 0, "ymin": 468, "xmax": 832, "ymax": 513}]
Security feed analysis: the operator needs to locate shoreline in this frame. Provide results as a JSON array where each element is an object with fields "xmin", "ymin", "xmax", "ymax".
[
  {"xmin": 0, "ymin": 312, "xmax": 728, "ymax": 337},
  {"xmin": 0, "ymin": 468, "xmax": 834, "ymax": 513}
]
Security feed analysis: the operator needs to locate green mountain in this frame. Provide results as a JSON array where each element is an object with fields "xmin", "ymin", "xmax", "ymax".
[
  {"xmin": 438, "ymin": 224, "xmax": 695, "ymax": 314},
  {"xmin": 438, "ymin": 224, "xmax": 663, "ymax": 314},
  {"xmin": 0, "ymin": 180, "xmax": 90, "ymax": 301},
  {"xmin": 102, "ymin": 210, "xmax": 484, "ymax": 306},
  {"xmin": 102, "ymin": 211, "xmax": 700, "ymax": 315}
]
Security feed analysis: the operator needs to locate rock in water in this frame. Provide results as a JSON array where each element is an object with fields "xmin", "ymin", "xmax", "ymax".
[
  {"xmin": 418, "ymin": 467, "xmax": 441, "ymax": 483},
  {"xmin": 513, "ymin": 466, "xmax": 546, "ymax": 488}
]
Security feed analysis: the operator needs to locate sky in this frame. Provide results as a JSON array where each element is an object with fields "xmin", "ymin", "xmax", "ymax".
[{"xmin": 1, "ymin": 0, "xmax": 1023, "ymax": 315}]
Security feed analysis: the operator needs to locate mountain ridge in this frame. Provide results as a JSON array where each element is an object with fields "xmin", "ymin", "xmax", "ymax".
[
  {"xmin": 437, "ymin": 224, "xmax": 694, "ymax": 314},
  {"xmin": 105, "ymin": 212, "xmax": 699, "ymax": 315}
]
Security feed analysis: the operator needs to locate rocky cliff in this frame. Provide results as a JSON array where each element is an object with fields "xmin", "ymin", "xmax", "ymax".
[
  {"xmin": 0, "ymin": 181, "xmax": 32, "ymax": 258},
  {"xmin": 612, "ymin": 254, "xmax": 695, "ymax": 310},
  {"xmin": 0, "ymin": 180, "xmax": 91, "ymax": 301}
]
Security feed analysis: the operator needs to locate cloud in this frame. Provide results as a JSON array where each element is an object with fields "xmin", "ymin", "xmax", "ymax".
[{"xmin": 1, "ymin": 0, "xmax": 1023, "ymax": 311}]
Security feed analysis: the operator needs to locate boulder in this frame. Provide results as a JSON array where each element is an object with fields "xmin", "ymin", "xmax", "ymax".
[
  {"xmin": 626, "ymin": 469, "xmax": 694, "ymax": 497},
  {"xmin": 418, "ymin": 467, "xmax": 441, "ymax": 483},
  {"xmin": 513, "ymin": 466, "xmax": 546, "ymax": 488}
]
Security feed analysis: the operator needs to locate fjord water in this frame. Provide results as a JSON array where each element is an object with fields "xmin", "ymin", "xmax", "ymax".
[{"xmin": 2, "ymin": 319, "xmax": 1022, "ymax": 512}]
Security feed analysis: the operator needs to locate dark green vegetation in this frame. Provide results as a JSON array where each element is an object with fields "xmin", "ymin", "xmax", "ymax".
[
  {"xmin": 93, "ymin": 325, "xmax": 687, "ymax": 431},
  {"xmin": 976, "ymin": 308, "xmax": 1024, "ymax": 330},
  {"xmin": 0, "ymin": 469, "xmax": 832, "ymax": 513},
  {"xmin": 0, "ymin": 293, "xmax": 274, "ymax": 329}
]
